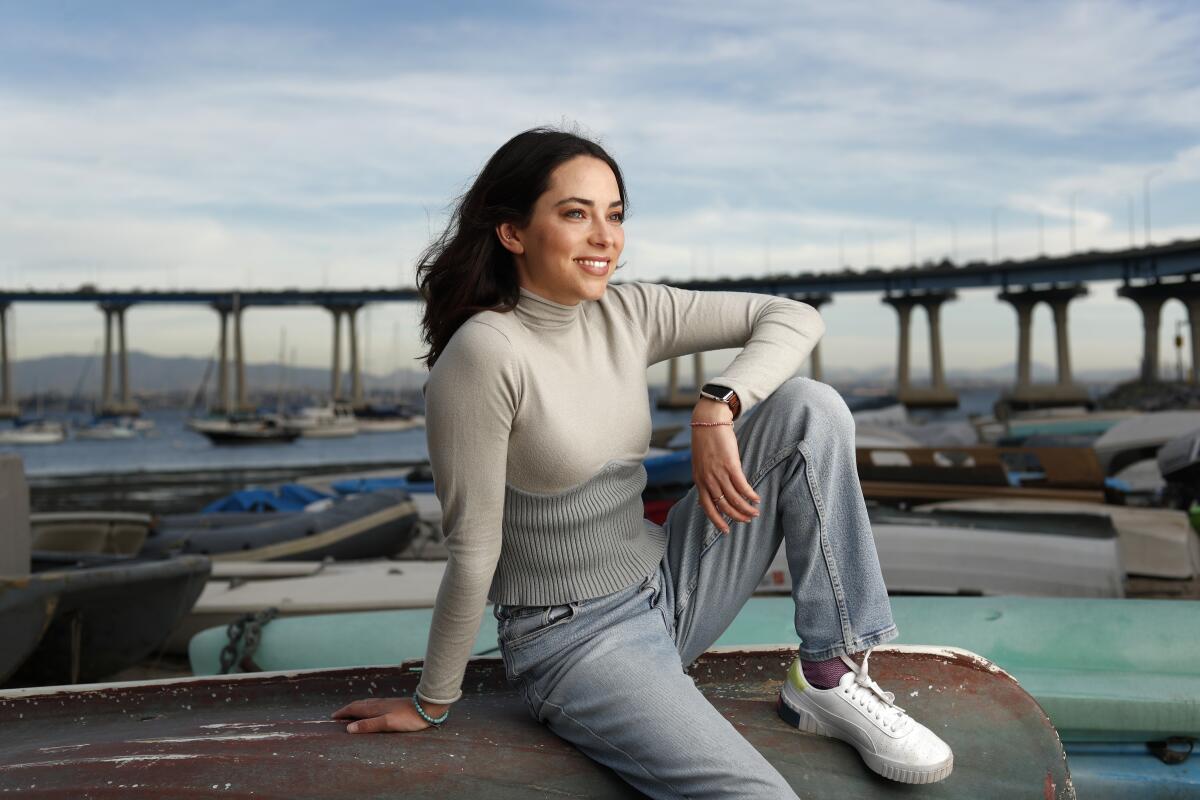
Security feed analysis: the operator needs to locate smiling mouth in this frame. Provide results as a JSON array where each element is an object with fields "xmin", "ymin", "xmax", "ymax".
[{"xmin": 575, "ymin": 258, "xmax": 609, "ymax": 272}]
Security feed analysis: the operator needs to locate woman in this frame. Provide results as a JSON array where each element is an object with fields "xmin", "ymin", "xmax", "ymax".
[{"xmin": 333, "ymin": 128, "xmax": 953, "ymax": 797}]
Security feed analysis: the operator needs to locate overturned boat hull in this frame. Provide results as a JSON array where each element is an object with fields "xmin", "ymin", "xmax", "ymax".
[{"xmin": 0, "ymin": 647, "xmax": 1073, "ymax": 798}]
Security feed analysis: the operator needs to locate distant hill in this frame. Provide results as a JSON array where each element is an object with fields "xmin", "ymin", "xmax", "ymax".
[
  {"xmin": 818, "ymin": 362, "xmax": 1136, "ymax": 385},
  {"xmin": 7, "ymin": 351, "xmax": 428, "ymax": 400}
]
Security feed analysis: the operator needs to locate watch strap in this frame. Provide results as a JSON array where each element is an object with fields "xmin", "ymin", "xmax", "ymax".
[{"xmin": 699, "ymin": 383, "xmax": 741, "ymax": 419}]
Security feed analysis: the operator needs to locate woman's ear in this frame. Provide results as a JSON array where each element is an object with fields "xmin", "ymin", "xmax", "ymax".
[{"xmin": 496, "ymin": 222, "xmax": 525, "ymax": 255}]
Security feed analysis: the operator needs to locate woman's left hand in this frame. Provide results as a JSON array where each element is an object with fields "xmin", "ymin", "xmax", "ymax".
[{"xmin": 690, "ymin": 399, "xmax": 760, "ymax": 534}]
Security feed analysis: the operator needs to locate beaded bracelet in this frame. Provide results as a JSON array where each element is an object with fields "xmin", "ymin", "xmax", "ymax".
[
  {"xmin": 412, "ymin": 694, "xmax": 450, "ymax": 726},
  {"xmin": 690, "ymin": 420, "xmax": 734, "ymax": 427}
]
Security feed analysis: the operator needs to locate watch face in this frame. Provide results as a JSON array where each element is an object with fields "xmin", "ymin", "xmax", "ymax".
[{"xmin": 701, "ymin": 383, "xmax": 734, "ymax": 402}]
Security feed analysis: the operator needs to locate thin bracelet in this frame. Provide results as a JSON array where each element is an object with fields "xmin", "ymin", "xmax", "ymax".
[
  {"xmin": 690, "ymin": 420, "xmax": 734, "ymax": 427},
  {"xmin": 412, "ymin": 694, "xmax": 450, "ymax": 726}
]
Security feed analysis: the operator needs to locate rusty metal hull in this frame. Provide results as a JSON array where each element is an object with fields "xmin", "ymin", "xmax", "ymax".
[{"xmin": 0, "ymin": 646, "xmax": 1073, "ymax": 798}]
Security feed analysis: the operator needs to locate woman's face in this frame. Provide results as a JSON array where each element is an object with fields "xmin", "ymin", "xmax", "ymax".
[{"xmin": 498, "ymin": 155, "xmax": 625, "ymax": 306}]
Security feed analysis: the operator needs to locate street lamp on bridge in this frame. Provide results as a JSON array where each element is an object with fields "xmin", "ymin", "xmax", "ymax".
[{"xmin": 1144, "ymin": 168, "xmax": 1164, "ymax": 247}]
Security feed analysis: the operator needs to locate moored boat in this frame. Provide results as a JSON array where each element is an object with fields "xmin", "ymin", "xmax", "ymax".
[
  {"xmin": 141, "ymin": 489, "xmax": 419, "ymax": 562},
  {"xmin": 353, "ymin": 402, "xmax": 425, "ymax": 433},
  {"xmin": 0, "ymin": 570, "xmax": 57, "ymax": 684},
  {"xmin": 1093, "ymin": 410, "xmax": 1200, "ymax": 475},
  {"xmin": 0, "ymin": 418, "xmax": 66, "ymax": 445},
  {"xmin": 284, "ymin": 403, "xmax": 359, "ymax": 438},
  {"xmin": 30, "ymin": 511, "xmax": 153, "ymax": 555},
  {"xmin": 72, "ymin": 415, "xmax": 139, "ymax": 440},
  {"xmin": 164, "ymin": 558, "xmax": 446, "ymax": 654},
  {"xmin": 913, "ymin": 498, "xmax": 1200, "ymax": 582},
  {"xmin": 3, "ymin": 552, "xmax": 211, "ymax": 687},
  {"xmin": 187, "ymin": 413, "xmax": 300, "ymax": 444}
]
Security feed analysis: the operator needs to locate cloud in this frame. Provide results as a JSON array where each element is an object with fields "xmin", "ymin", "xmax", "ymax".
[{"xmin": 1, "ymin": 1, "xmax": 1199, "ymax": 372}]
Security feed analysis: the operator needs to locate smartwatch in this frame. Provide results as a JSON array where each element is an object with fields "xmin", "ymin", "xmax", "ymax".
[{"xmin": 699, "ymin": 383, "xmax": 741, "ymax": 419}]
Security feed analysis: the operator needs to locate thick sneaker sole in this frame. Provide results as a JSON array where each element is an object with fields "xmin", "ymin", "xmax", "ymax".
[{"xmin": 777, "ymin": 688, "xmax": 954, "ymax": 785}]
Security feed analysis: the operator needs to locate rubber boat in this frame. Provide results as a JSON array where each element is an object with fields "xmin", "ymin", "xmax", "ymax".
[
  {"xmin": 0, "ymin": 646, "xmax": 1073, "ymax": 798},
  {"xmin": 140, "ymin": 488, "xmax": 419, "ymax": 562},
  {"xmin": 1, "ymin": 552, "xmax": 210, "ymax": 687},
  {"xmin": 200, "ymin": 483, "xmax": 331, "ymax": 513}
]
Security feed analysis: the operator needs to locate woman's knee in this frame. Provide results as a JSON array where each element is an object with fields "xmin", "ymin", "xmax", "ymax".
[{"xmin": 768, "ymin": 377, "xmax": 853, "ymax": 431}]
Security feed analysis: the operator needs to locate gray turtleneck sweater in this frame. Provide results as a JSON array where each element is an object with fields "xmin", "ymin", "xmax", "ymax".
[{"xmin": 415, "ymin": 281, "xmax": 824, "ymax": 704}]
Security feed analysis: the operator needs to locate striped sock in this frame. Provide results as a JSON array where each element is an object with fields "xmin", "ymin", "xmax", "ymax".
[{"xmin": 801, "ymin": 654, "xmax": 855, "ymax": 689}]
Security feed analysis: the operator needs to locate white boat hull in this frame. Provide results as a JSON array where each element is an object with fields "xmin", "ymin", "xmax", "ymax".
[{"xmin": 166, "ymin": 558, "xmax": 446, "ymax": 653}]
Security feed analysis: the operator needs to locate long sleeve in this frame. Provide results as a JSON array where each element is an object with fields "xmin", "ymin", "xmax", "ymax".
[
  {"xmin": 611, "ymin": 282, "xmax": 825, "ymax": 415},
  {"xmin": 415, "ymin": 320, "xmax": 520, "ymax": 704}
]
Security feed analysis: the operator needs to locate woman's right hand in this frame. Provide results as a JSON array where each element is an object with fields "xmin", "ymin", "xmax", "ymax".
[{"xmin": 331, "ymin": 697, "xmax": 447, "ymax": 733}]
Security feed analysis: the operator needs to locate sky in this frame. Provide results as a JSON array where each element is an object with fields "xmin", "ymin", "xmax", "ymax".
[{"xmin": 2, "ymin": 0, "xmax": 1199, "ymax": 385}]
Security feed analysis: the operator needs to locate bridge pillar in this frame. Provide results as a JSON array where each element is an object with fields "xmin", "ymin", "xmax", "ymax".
[
  {"xmin": 656, "ymin": 352, "xmax": 705, "ymax": 410},
  {"xmin": 790, "ymin": 293, "xmax": 832, "ymax": 382},
  {"xmin": 998, "ymin": 286, "xmax": 1090, "ymax": 409},
  {"xmin": 881, "ymin": 292, "xmax": 959, "ymax": 409},
  {"xmin": 329, "ymin": 308, "xmax": 343, "ymax": 403},
  {"xmin": 348, "ymin": 306, "xmax": 364, "ymax": 409},
  {"xmin": 97, "ymin": 302, "xmax": 137, "ymax": 416},
  {"xmin": 1114, "ymin": 284, "xmax": 1170, "ymax": 384},
  {"xmin": 0, "ymin": 304, "xmax": 17, "ymax": 419},
  {"xmin": 99, "ymin": 304, "xmax": 115, "ymax": 413},
  {"xmin": 233, "ymin": 297, "xmax": 248, "ymax": 412},
  {"xmin": 212, "ymin": 307, "xmax": 231, "ymax": 414},
  {"xmin": 116, "ymin": 306, "xmax": 134, "ymax": 414},
  {"xmin": 1187, "ymin": 300, "xmax": 1200, "ymax": 385}
]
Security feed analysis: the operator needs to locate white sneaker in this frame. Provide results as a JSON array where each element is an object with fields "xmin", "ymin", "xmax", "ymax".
[{"xmin": 777, "ymin": 649, "xmax": 954, "ymax": 784}]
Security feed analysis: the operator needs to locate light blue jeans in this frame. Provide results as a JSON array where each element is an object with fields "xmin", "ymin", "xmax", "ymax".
[{"xmin": 495, "ymin": 377, "xmax": 897, "ymax": 798}]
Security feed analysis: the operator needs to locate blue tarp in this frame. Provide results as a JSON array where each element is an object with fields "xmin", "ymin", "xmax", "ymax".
[{"xmin": 202, "ymin": 483, "xmax": 331, "ymax": 513}]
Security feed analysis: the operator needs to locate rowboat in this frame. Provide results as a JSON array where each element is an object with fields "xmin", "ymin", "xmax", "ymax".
[
  {"xmin": 30, "ymin": 511, "xmax": 153, "ymax": 556},
  {"xmin": 2, "ymin": 552, "xmax": 210, "ymax": 687}
]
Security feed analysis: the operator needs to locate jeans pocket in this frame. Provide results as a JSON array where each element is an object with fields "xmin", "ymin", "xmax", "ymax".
[{"xmin": 502, "ymin": 603, "xmax": 577, "ymax": 650}]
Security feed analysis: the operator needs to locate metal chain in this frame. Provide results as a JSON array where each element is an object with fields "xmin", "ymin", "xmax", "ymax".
[{"xmin": 219, "ymin": 607, "xmax": 280, "ymax": 674}]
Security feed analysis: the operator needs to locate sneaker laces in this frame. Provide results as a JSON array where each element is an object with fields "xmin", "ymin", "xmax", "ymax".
[{"xmin": 839, "ymin": 648, "xmax": 909, "ymax": 733}]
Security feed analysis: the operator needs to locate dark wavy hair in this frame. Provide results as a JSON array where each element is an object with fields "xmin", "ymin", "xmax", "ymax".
[{"xmin": 416, "ymin": 127, "xmax": 629, "ymax": 368}]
